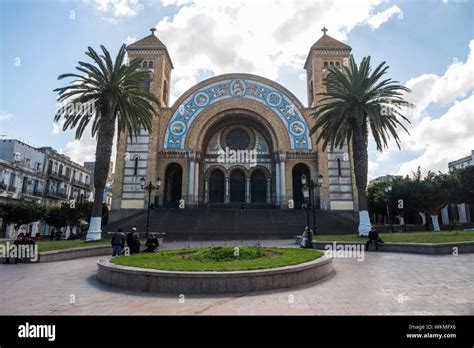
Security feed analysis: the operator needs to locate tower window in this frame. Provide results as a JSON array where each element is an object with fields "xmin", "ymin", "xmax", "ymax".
[
  {"xmin": 139, "ymin": 73, "xmax": 151, "ymax": 91},
  {"xmin": 323, "ymin": 62, "xmax": 328, "ymax": 68},
  {"xmin": 142, "ymin": 61, "xmax": 148, "ymax": 68},
  {"xmin": 148, "ymin": 61, "xmax": 153, "ymax": 68},
  {"xmin": 335, "ymin": 61, "xmax": 340, "ymax": 68},
  {"xmin": 330, "ymin": 62, "xmax": 334, "ymax": 67},
  {"xmin": 337, "ymin": 158, "xmax": 342, "ymax": 176}
]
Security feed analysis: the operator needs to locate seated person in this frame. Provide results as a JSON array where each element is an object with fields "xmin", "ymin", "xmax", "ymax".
[
  {"xmin": 145, "ymin": 234, "xmax": 159, "ymax": 252},
  {"xmin": 4, "ymin": 235, "xmax": 24, "ymax": 264},
  {"xmin": 300, "ymin": 227, "xmax": 313, "ymax": 248},
  {"xmin": 365, "ymin": 227, "xmax": 384, "ymax": 251}
]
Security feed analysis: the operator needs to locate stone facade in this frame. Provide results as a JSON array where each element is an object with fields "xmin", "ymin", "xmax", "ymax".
[{"xmin": 112, "ymin": 30, "xmax": 358, "ymax": 212}]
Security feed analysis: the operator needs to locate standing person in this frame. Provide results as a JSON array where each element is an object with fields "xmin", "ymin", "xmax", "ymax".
[
  {"xmin": 130, "ymin": 232, "xmax": 141, "ymax": 254},
  {"xmin": 50, "ymin": 228, "xmax": 55, "ymax": 241},
  {"xmin": 111, "ymin": 229, "xmax": 126, "ymax": 256}
]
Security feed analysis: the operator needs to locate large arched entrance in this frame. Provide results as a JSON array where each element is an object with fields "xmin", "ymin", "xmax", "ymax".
[
  {"xmin": 164, "ymin": 163, "xmax": 183, "ymax": 207},
  {"xmin": 230, "ymin": 169, "xmax": 246, "ymax": 203},
  {"xmin": 251, "ymin": 170, "xmax": 266, "ymax": 203},
  {"xmin": 209, "ymin": 169, "xmax": 225, "ymax": 203},
  {"xmin": 292, "ymin": 163, "xmax": 310, "ymax": 209}
]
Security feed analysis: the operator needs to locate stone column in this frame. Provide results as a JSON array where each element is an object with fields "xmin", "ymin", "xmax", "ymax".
[
  {"xmin": 245, "ymin": 177, "xmax": 251, "ymax": 203},
  {"xmin": 441, "ymin": 206, "xmax": 449, "ymax": 225},
  {"xmin": 188, "ymin": 159, "xmax": 195, "ymax": 205},
  {"xmin": 266, "ymin": 177, "xmax": 271, "ymax": 204},
  {"xmin": 280, "ymin": 152, "xmax": 287, "ymax": 207},
  {"xmin": 194, "ymin": 161, "xmax": 199, "ymax": 205},
  {"xmin": 275, "ymin": 162, "xmax": 281, "ymax": 204},
  {"xmin": 204, "ymin": 177, "xmax": 209, "ymax": 203},
  {"xmin": 225, "ymin": 177, "xmax": 230, "ymax": 203}
]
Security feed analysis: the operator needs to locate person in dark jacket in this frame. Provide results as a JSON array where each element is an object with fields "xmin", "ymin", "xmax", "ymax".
[
  {"xmin": 111, "ymin": 229, "xmax": 126, "ymax": 256},
  {"xmin": 365, "ymin": 227, "xmax": 384, "ymax": 251},
  {"xmin": 126, "ymin": 228, "xmax": 141, "ymax": 254},
  {"xmin": 145, "ymin": 234, "xmax": 159, "ymax": 252},
  {"xmin": 4, "ymin": 235, "xmax": 24, "ymax": 264}
]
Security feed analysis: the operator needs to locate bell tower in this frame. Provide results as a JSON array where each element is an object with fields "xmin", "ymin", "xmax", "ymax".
[
  {"xmin": 126, "ymin": 28, "xmax": 174, "ymax": 106},
  {"xmin": 304, "ymin": 27, "xmax": 351, "ymax": 108},
  {"xmin": 304, "ymin": 28, "xmax": 357, "ymax": 212}
]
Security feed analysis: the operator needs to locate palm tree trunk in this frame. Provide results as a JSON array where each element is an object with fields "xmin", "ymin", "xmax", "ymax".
[
  {"xmin": 352, "ymin": 122, "xmax": 372, "ymax": 236},
  {"xmin": 86, "ymin": 114, "xmax": 115, "ymax": 241}
]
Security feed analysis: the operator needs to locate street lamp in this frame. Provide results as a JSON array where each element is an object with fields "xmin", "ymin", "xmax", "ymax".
[
  {"xmin": 301, "ymin": 175, "xmax": 310, "ymax": 230},
  {"xmin": 301, "ymin": 173, "xmax": 324, "ymax": 234},
  {"xmin": 384, "ymin": 185, "xmax": 393, "ymax": 232},
  {"xmin": 140, "ymin": 176, "xmax": 161, "ymax": 237}
]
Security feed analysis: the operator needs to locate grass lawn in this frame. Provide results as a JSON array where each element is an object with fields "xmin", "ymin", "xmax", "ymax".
[
  {"xmin": 112, "ymin": 246, "xmax": 323, "ymax": 271},
  {"xmin": 0, "ymin": 239, "xmax": 110, "ymax": 252},
  {"xmin": 314, "ymin": 230, "xmax": 474, "ymax": 244}
]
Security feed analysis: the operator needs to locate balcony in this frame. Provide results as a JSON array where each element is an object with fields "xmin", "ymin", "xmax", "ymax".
[
  {"xmin": 22, "ymin": 188, "xmax": 44, "ymax": 197},
  {"xmin": 71, "ymin": 178, "xmax": 91, "ymax": 189},
  {"xmin": 44, "ymin": 188, "xmax": 68, "ymax": 199}
]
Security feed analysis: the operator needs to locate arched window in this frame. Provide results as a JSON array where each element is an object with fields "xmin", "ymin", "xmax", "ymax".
[
  {"xmin": 337, "ymin": 158, "xmax": 342, "ymax": 176},
  {"xmin": 335, "ymin": 61, "xmax": 340, "ymax": 68},
  {"xmin": 133, "ymin": 157, "xmax": 139, "ymax": 176},
  {"xmin": 142, "ymin": 61, "xmax": 148, "ymax": 68},
  {"xmin": 323, "ymin": 62, "xmax": 328, "ymax": 68},
  {"xmin": 148, "ymin": 61, "xmax": 153, "ymax": 68},
  {"xmin": 139, "ymin": 73, "xmax": 151, "ymax": 91},
  {"xmin": 330, "ymin": 61, "xmax": 334, "ymax": 67}
]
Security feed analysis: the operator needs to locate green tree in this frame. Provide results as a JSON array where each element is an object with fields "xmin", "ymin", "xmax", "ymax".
[
  {"xmin": 311, "ymin": 55, "xmax": 413, "ymax": 235},
  {"xmin": 3, "ymin": 203, "xmax": 45, "ymax": 232},
  {"xmin": 454, "ymin": 166, "xmax": 474, "ymax": 205},
  {"xmin": 44, "ymin": 206, "xmax": 68, "ymax": 230},
  {"xmin": 419, "ymin": 171, "xmax": 459, "ymax": 231},
  {"xmin": 54, "ymin": 44, "xmax": 160, "ymax": 241}
]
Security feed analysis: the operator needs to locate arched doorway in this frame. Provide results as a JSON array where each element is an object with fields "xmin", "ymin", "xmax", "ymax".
[
  {"xmin": 292, "ymin": 163, "xmax": 310, "ymax": 209},
  {"xmin": 209, "ymin": 169, "xmax": 225, "ymax": 203},
  {"xmin": 251, "ymin": 170, "xmax": 266, "ymax": 203},
  {"xmin": 164, "ymin": 163, "xmax": 183, "ymax": 207},
  {"xmin": 230, "ymin": 169, "xmax": 245, "ymax": 203}
]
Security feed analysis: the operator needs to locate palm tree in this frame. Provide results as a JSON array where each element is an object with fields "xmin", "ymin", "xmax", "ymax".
[
  {"xmin": 54, "ymin": 44, "xmax": 160, "ymax": 241},
  {"xmin": 311, "ymin": 55, "xmax": 413, "ymax": 235}
]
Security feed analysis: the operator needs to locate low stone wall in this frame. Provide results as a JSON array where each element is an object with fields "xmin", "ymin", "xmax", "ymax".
[
  {"xmin": 39, "ymin": 245, "xmax": 112, "ymax": 263},
  {"xmin": 96, "ymin": 256, "xmax": 334, "ymax": 293},
  {"xmin": 295, "ymin": 236, "xmax": 474, "ymax": 254}
]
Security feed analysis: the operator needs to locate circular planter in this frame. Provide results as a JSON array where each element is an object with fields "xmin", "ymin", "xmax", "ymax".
[{"xmin": 97, "ymin": 255, "xmax": 334, "ymax": 293}]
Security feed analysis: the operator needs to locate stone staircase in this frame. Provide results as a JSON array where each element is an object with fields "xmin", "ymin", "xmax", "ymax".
[{"xmin": 104, "ymin": 208, "xmax": 358, "ymax": 240}]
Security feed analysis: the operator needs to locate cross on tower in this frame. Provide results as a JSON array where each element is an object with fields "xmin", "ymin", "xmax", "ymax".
[
  {"xmin": 150, "ymin": 28, "xmax": 157, "ymax": 35},
  {"xmin": 321, "ymin": 27, "xmax": 328, "ymax": 35}
]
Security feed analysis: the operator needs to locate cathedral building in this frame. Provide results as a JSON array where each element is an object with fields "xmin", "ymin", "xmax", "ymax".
[{"xmin": 112, "ymin": 28, "xmax": 358, "ymax": 212}]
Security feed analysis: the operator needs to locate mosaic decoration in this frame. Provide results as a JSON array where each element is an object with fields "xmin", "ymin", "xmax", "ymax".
[{"xmin": 164, "ymin": 78, "xmax": 312, "ymax": 149}]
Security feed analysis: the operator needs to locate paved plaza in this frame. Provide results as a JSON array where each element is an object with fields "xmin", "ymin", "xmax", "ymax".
[{"xmin": 1, "ymin": 240, "xmax": 473, "ymax": 315}]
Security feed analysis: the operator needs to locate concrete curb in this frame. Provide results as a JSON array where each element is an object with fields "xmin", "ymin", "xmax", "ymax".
[
  {"xmin": 96, "ymin": 255, "xmax": 334, "ymax": 293},
  {"xmin": 294, "ymin": 236, "xmax": 474, "ymax": 254}
]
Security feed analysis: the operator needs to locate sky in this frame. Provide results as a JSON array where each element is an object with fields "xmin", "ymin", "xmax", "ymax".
[{"xmin": 0, "ymin": 0, "xmax": 473, "ymax": 179}]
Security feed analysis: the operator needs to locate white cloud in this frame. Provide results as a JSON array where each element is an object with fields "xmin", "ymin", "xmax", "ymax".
[
  {"xmin": 396, "ymin": 95, "xmax": 474, "ymax": 176},
  {"xmin": 86, "ymin": 0, "xmax": 144, "ymax": 22},
  {"xmin": 0, "ymin": 111, "xmax": 14, "ymax": 121},
  {"xmin": 366, "ymin": 5, "xmax": 402, "ymax": 30},
  {"xmin": 367, "ymin": 39, "xmax": 474, "ymax": 178},
  {"xmin": 154, "ymin": 0, "xmax": 400, "ymax": 102},
  {"xmin": 124, "ymin": 36, "xmax": 137, "ymax": 45},
  {"xmin": 405, "ymin": 40, "xmax": 474, "ymax": 116}
]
